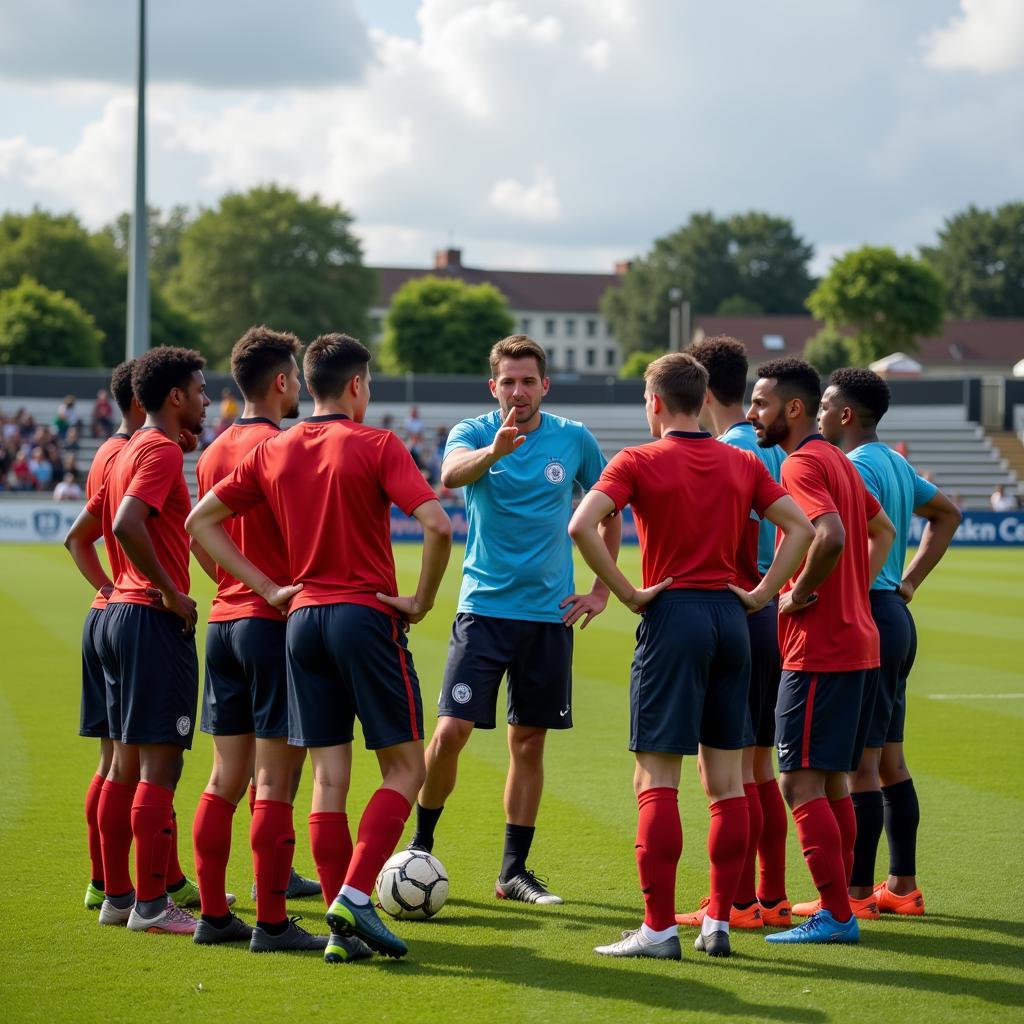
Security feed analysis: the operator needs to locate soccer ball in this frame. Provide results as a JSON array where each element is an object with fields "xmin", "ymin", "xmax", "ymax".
[{"xmin": 375, "ymin": 850, "xmax": 449, "ymax": 920}]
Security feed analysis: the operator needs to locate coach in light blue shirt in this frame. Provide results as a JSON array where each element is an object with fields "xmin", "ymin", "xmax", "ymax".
[{"xmin": 405, "ymin": 334, "xmax": 620, "ymax": 907}]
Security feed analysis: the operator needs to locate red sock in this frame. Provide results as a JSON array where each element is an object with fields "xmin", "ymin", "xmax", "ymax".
[
  {"xmin": 309, "ymin": 811, "xmax": 352, "ymax": 907},
  {"xmin": 252, "ymin": 800, "xmax": 295, "ymax": 924},
  {"xmin": 793, "ymin": 797, "xmax": 851, "ymax": 921},
  {"xmin": 830, "ymin": 795, "xmax": 857, "ymax": 888},
  {"xmin": 192, "ymin": 791, "xmax": 236, "ymax": 917},
  {"xmin": 635, "ymin": 787, "xmax": 680, "ymax": 931},
  {"xmin": 98, "ymin": 779, "xmax": 136, "ymax": 896},
  {"xmin": 708, "ymin": 796, "xmax": 750, "ymax": 921},
  {"xmin": 344, "ymin": 788, "xmax": 412, "ymax": 896},
  {"xmin": 248, "ymin": 783, "xmax": 257, "ymax": 817},
  {"xmin": 165, "ymin": 810, "xmax": 186, "ymax": 888},
  {"xmin": 756, "ymin": 778, "xmax": 788, "ymax": 903},
  {"xmin": 131, "ymin": 782, "xmax": 175, "ymax": 902},
  {"xmin": 85, "ymin": 773, "xmax": 106, "ymax": 885},
  {"xmin": 734, "ymin": 783, "xmax": 763, "ymax": 907}
]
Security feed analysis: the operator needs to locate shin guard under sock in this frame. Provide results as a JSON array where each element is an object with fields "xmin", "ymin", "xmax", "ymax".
[{"xmin": 635, "ymin": 787, "xmax": 681, "ymax": 932}]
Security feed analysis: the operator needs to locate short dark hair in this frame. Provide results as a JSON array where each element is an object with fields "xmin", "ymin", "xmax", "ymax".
[
  {"xmin": 131, "ymin": 346, "xmax": 206, "ymax": 413},
  {"xmin": 756, "ymin": 357, "xmax": 822, "ymax": 414},
  {"xmin": 490, "ymin": 334, "xmax": 547, "ymax": 380},
  {"xmin": 230, "ymin": 325, "xmax": 302, "ymax": 400},
  {"xmin": 110, "ymin": 360, "xmax": 136, "ymax": 416},
  {"xmin": 829, "ymin": 367, "xmax": 891, "ymax": 426},
  {"xmin": 686, "ymin": 335, "xmax": 748, "ymax": 405},
  {"xmin": 303, "ymin": 333, "xmax": 370, "ymax": 400},
  {"xmin": 644, "ymin": 351, "xmax": 709, "ymax": 415}
]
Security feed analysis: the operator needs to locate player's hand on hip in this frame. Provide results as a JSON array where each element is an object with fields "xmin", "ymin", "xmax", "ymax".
[
  {"xmin": 728, "ymin": 584, "xmax": 766, "ymax": 614},
  {"xmin": 778, "ymin": 590, "xmax": 818, "ymax": 616},
  {"xmin": 489, "ymin": 407, "xmax": 526, "ymax": 460},
  {"xmin": 624, "ymin": 576, "xmax": 674, "ymax": 614},
  {"xmin": 559, "ymin": 590, "xmax": 608, "ymax": 629},
  {"xmin": 266, "ymin": 583, "xmax": 303, "ymax": 614},
  {"xmin": 377, "ymin": 592, "xmax": 429, "ymax": 625},
  {"xmin": 897, "ymin": 579, "xmax": 915, "ymax": 603},
  {"xmin": 163, "ymin": 589, "xmax": 198, "ymax": 634}
]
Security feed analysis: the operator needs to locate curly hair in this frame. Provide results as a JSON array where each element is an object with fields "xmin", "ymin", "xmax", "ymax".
[
  {"xmin": 755, "ymin": 357, "xmax": 822, "ymax": 414},
  {"xmin": 687, "ymin": 335, "xmax": 748, "ymax": 405},
  {"xmin": 829, "ymin": 367, "xmax": 891, "ymax": 426},
  {"xmin": 230, "ymin": 325, "xmax": 302, "ymax": 400},
  {"xmin": 644, "ymin": 351, "xmax": 709, "ymax": 415},
  {"xmin": 110, "ymin": 360, "xmax": 136, "ymax": 416},
  {"xmin": 303, "ymin": 333, "xmax": 370, "ymax": 400},
  {"xmin": 131, "ymin": 346, "xmax": 206, "ymax": 413}
]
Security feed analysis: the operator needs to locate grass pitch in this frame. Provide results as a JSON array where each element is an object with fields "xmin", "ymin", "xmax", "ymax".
[{"xmin": 0, "ymin": 544, "xmax": 1022, "ymax": 1023}]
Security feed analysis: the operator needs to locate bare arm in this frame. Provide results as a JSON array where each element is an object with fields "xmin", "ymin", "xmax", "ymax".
[
  {"xmin": 377, "ymin": 499, "xmax": 452, "ymax": 623},
  {"xmin": 440, "ymin": 407, "xmax": 524, "ymax": 489},
  {"xmin": 64, "ymin": 508, "xmax": 113, "ymax": 594},
  {"xmin": 560, "ymin": 509, "xmax": 621, "ymax": 628},
  {"xmin": 900, "ymin": 491, "xmax": 961, "ymax": 601},
  {"xmin": 785, "ymin": 511, "xmax": 845, "ymax": 612},
  {"xmin": 867, "ymin": 507, "xmax": 896, "ymax": 585},
  {"xmin": 190, "ymin": 535, "xmax": 219, "ymax": 584}
]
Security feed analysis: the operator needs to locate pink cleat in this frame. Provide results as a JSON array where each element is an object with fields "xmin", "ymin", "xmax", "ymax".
[{"xmin": 127, "ymin": 897, "xmax": 197, "ymax": 934}]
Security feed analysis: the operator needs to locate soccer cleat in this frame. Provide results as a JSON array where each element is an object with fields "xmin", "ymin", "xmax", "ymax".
[
  {"xmin": 758, "ymin": 899, "xmax": 793, "ymax": 927},
  {"xmin": 327, "ymin": 893, "xmax": 408, "ymax": 959},
  {"xmin": 193, "ymin": 913, "xmax": 253, "ymax": 945},
  {"xmin": 127, "ymin": 897, "xmax": 197, "ymax": 934},
  {"xmin": 98, "ymin": 898, "xmax": 133, "ymax": 926},
  {"xmin": 250, "ymin": 917, "xmax": 328, "ymax": 953},
  {"xmin": 675, "ymin": 896, "xmax": 763, "ymax": 929},
  {"xmin": 694, "ymin": 929, "xmax": 731, "ymax": 957},
  {"xmin": 169, "ymin": 876, "xmax": 235, "ymax": 910},
  {"xmin": 495, "ymin": 870, "xmax": 563, "ymax": 905},
  {"xmin": 873, "ymin": 883, "xmax": 925, "ymax": 916},
  {"xmin": 84, "ymin": 882, "xmax": 105, "ymax": 910},
  {"xmin": 594, "ymin": 928, "xmax": 682, "ymax": 960},
  {"xmin": 792, "ymin": 895, "xmax": 879, "ymax": 921},
  {"xmin": 324, "ymin": 933, "xmax": 374, "ymax": 964},
  {"xmin": 250, "ymin": 868, "xmax": 323, "ymax": 902},
  {"xmin": 765, "ymin": 909, "xmax": 860, "ymax": 945}
]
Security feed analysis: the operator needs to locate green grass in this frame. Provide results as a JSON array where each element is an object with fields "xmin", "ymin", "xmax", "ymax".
[{"xmin": 1, "ymin": 545, "xmax": 1022, "ymax": 1023}]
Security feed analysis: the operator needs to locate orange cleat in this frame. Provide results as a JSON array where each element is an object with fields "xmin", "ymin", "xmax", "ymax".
[
  {"xmin": 792, "ymin": 895, "xmax": 879, "ymax": 920},
  {"xmin": 675, "ymin": 896, "xmax": 763, "ymax": 929},
  {"xmin": 758, "ymin": 899, "xmax": 793, "ymax": 927},
  {"xmin": 874, "ymin": 883, "xmax": 924, "ymax": 915}
]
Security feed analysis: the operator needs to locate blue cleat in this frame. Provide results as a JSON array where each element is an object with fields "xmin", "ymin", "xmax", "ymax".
[
  {"xmin": 326, "ymin": 893, "xmax": 408, "ymax": 959},
  {"xmin": 765, "ymin": 908, "xmax": 859, "ymax": 944}
]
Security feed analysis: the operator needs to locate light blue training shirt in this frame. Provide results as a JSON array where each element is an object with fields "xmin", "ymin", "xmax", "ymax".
[
  {"xmin": 848, "ymin": 441, "xmax": 938, "ymax": 590},
  {"xmin": 444, "ymin": 410, "xmax": 606, "ymax": 622},
  {"xmin": 718, "ymin": 421, "xmax": 786, "ymax": 577}
]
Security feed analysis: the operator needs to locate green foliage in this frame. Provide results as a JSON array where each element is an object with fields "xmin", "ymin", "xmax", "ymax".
[
  {"xmin": 0, "ymin": 276, "xmax": 102, "ymax": 366},
  {"xmin": 169, "ymin": 185, "xmax": 376, "ymax": 367},
  {"xmin": 806, "ymin": 246, "xmax": 945, "ymax": 364},
  {"xmin": 103, "ymin": 204, "xmax": 192, "ymax": 287},
  {"xmin": 921, "ymin": 202, "xmax": 1024, "ymax": 317},
  {"xmin": 716, "ymin": 295, "xmax": 763, "ymax": 315},
  {"xmin": 601, "ymin": 211, "xmax": 814, "ymax": 353},
  {"xmin": 618, "ymin": 348, "xmax": 668, "ymax": 379},
  {"xmin": 803, "ymin": 327, "xmax": 855, "ymax": 375},
  {"xmin": 379, "ymin": 275, "xmax": 515, "ymax": 374}
]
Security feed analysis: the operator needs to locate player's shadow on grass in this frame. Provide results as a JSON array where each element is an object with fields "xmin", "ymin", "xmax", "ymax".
[
  {"xmin": 916, "ymin": 913, "xmax": 1024, "ymax": 943},
  {"xmin": 861, "ymin": 927, "xmax": 1024, "ymax": 972},
  {"xmin": 443, "ymin": 896, "xmax": 638, "ymax": 931}
]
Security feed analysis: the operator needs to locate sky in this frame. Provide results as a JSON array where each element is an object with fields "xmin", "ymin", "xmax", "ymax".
[{"xmin": 0, "ymin": 0, "xmax": 1022, "ymax": 277}]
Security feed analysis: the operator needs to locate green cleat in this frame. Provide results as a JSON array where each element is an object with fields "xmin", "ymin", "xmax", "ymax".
[
  {"xmin": 84, "ymin": 882, "xmax": 105, "ymax": 910},
  {"xmin": 324, "ymin": 933, "xmax": 373, "ymax": 964},
  {"xmin": 169, "ymin": 877, "xmax": 235, "ymax": 910},
  {"xmin": 326, "ymin": 894, "xmax": 408, "ymax": 959}
]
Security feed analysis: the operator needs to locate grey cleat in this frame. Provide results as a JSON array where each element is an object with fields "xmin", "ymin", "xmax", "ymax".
[
  {"xmin": 694, "ymin": 929, "xmax": 731, "ymax": 957},
  {"xmin": 251, "ymin": 867, "xmax": 322, "ymax": 901},
  {"xmin": 249, "ymin": 916, "xmax": 329, "ymax": 953},
  {"xmin": 594, "ymin": 928, "xmax": 682, "ymax": 960},
  {"xmin": 495, "ymin": 870, "xmax": 563, "ymax": 905},
  {"xmin": 194, "ymin": 913, "xmax": 254, "ymax": 945},
  {"xmin": 98, "ymin": 897, "xmax": 133, "ymax": 927},
  {"xmin": 324, "ymin": 933, "xmax": 374, "ymax": 964}
]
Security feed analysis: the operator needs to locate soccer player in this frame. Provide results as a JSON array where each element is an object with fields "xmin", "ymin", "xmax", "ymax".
[
  {"xmin": 741, "ymin": 357, "xmax": 895, "ymax": 945},
  {"xmin": 186, "ymin": 333, "xmax": 451, "ymax": 962},
  {"xmin": 407, "ymin": 334, "xmax": 619, "ymax": 905},
  {"xmin": 676, "ymin": 336, "xmax": 791, "ymax": 931},
  {"xmin": 569, "ymin": 353, "xmax": 814, "ymax": 960},
  {"xmin": 818, "ymin": 368, "xmax": 959, "ymax": 916}
]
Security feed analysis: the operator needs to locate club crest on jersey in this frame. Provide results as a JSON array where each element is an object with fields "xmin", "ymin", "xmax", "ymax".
[
  {"xmin": 544, "ymin": 460, "xmax": 566, "ymax": 485},
  {"xmin": 451, "ymin": 683, "xmax": 473, "ymax": 704},
  {"xmin": 176, "ymin": 716, "xmax": 191, "ymax": 737}
]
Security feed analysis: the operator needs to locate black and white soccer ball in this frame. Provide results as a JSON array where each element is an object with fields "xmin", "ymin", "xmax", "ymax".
[{"xmin": 375, "ymin": 850, "xmax": 449, "ymax": 920}]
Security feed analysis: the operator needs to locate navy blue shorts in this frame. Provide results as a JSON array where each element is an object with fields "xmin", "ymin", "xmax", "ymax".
[
  {"xmin": 775, "ymin": 669, "xmax": 868, "ymax": 773},
  {"xmin": 747, "ymin": 599, "xmax": 781, "ymax": 748},
  {"xmin": 99, "ymin": 603, "xmax": 199, "ymax": 747},
  {"xmin": 629, "ymin": 590, "xmax": 751, "ymax": 755},
  {"xmin": 865, "ymin": 590, "xmax": 917, "ymax": 747},
  {"xmin": 438, "ymin": 614, "xmax": 573, "ymax": 730},
  {"xmin": 80, "ymin": 607, "xmax": 109, "ymax": 739},
  {"xmin": 202, "ymin": 618, "xmax": 288, "ymax": 739},
  {"xmin": 286, "ymin": 604, "xmax": 423, "ymax": 750}
]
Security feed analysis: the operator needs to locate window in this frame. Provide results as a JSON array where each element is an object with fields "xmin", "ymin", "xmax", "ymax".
[
  {"xmin": 370, "ymin": 316, "xmax": 383, "ymax": 338},
  {"xmin": 763, "ymin": 334, "xmax": 785, "ymax": 351},
  {"xmin": 546, "ymin": 348, "xmax": 555, "ymax": 368},
  {"xmin": 606, "ymin": 348, "xmax": 617, "ymax": 367},
  {"xmin": 585, "ymin": 348, "xmax": 597, "ymax": 368},
  {"xmin": 586, "ymin": 319, "xmax": 598, "ymax": 337},
  {"xmin": 545, "ymin": 318, "xmax": 557, "ymax": 337},
  {"xmin": 565, "ymin": 318, "xmax": 576, "ymax": 337},
  {"xmin": 520, "ymin": 317, "xmax": 532, "ymax": 335},
  {"xmin": 565, "ymin": 348, "xmax": 576, "ymax": 369}
]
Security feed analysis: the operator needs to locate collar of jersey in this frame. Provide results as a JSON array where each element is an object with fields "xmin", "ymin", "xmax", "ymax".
[
  {"xmin": 795, "ymin": 432, "xmax": 825, "ymax": 451},
  {"xmin": 725, "ymin": 421, "xmax": 751, "ymax": 434},
  {"xmin": 113, "ymin": 431, "xmax": 130, "ymax": 439},
  {"xmin": 236, "ymin": 416, "xmax": 279, "ymax": 428},
  {"xmin": 306, "ymin": 413, "xmax": 351, "ymax": 422},
  {"xmin": 665, "ymin": 430, "xmax": 712, "ymax": 440}
]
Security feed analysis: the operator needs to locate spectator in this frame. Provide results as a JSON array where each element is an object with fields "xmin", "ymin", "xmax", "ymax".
[
  {"xmin": 10, "ymin": 446, "xmax": 36, "ymax": 491},
  {"xmin": 404, "ymin": 404, "xmax": 423, "ymax": 437},
  {"xmin": 64, "ymin": 424, "xmax": 81, "ymax": 452},
  {"xmin": 54, "ymin": 395, "xmax": 80, "ymax": 439},
  {"xmin": 218, "ymin": 387, "xmax": 239, "ymax": 434},
  {"xmin": 991, "ymin": 484, "xmax": 1018, "ymax": 512},
  {"xmin": 53, "ymin": 470, "xmax": 82, "ymax": 501},
  {"xmin": 28, "ymin": 445, "xmax": 54, "ymax": 490},
  {"xmin": 91, "ymin": 389, "xmax": 115, "ymax": 438},
  {"xmin": 380, "ymin": 413, "xmax": 395, "ymax": 432}
]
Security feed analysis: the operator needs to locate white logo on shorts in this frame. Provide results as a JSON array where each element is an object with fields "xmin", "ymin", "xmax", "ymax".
[
  {"xmin": 544, "ymin": 461, "xmax": 566, "ymax": 485},
  {"xmin": 451, "ymin": 683, "xmax": 473, "ymax": 704},
  {"xmin": 176, "ymin": 716, "xmax": 191, "ymax": 737}
]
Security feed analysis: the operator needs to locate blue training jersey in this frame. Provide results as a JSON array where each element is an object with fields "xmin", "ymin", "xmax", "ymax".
[
  {"xmin": 718, "ymin": 421, "xmax": 786, "ymax": 577},
  {"xmin": 444, "ymin": 410, "xmax": 606, "ymax": 622},
  {"xmin": 848, "ymin": 441, "xmax": 937, "ymax": 591}
]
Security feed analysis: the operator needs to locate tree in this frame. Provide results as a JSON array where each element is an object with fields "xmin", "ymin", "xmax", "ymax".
[
  {"xmin": 618, "ymin": 348, "xmax": 668, "ymax": 379},
  {"xmin": 803, "ymin": 327, "xmax": 855, "ymax": 375},
  {"xmin": 602, "ymin": 211, "xmax": 815, "ymax": 353},
  {"xmin": 379, "ymin": 276, "xmax": 515, "ymax": 374},
  {"xmin": 806, "ymin": 246, "xmax": 945, "ymax": 365},
  {"xmin": 0, "ymin": 276, "xmax": 103, "ymax": 367},
  {"xmin": 104, "ymin": 204, "xmax": 192, "ymax": 287},
  {"xmin": 169, "ymin": 186, "xmax": 376, "ymax": 367},
  {"xmin": 921, "ymin": 202, "xmax": 1024, "ymax": 317}
]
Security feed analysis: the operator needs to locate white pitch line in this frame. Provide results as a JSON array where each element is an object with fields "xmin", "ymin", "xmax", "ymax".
[{"xmin": 927, "ymin": 693, "xmax": 1024, "ymax": 701}]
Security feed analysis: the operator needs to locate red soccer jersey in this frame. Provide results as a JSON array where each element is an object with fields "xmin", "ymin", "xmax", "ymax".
[
  {"xmin": 213, "ymin": 414, "xmax": 437, "ymax": 616},
  {"xmin": 593, "ymin": 430, "xmax": 787, "ymax": 591},
  {"xmin": 777, "ymin": 436, "xmax": 881, "ymax": 672},
  {"xmin": 86, "ymin": 427, "xmax": 191, "ymax": 606},
  {"xmin": 196, "ymin": 418, "xmax": 291, "ymax": 622},
  {"xmin": 85, "ymin": 432, "xmax": 130, "ymax": 611}
]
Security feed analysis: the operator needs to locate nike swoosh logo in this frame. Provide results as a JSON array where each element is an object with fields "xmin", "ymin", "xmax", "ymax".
[
  {"xmin": 489, "ymin": 467, "xmax": 507, "ymax": 475},
  {"xmin": 559, "ymin": 707, "xmax": 570, "ymax": 717}
]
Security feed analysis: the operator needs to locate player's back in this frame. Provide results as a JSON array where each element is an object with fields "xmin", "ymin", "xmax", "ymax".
[{"xmin": 85, "ymin": 432, "xmax": 130, "ymax": 610}]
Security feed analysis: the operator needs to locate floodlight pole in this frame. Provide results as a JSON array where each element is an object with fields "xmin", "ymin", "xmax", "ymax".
[{"xmin": 126, "ymin": 0, "xmax": 149, "ymax": 359}]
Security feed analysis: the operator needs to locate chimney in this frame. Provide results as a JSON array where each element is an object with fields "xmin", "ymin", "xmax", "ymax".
[
  {"xmin": 434, "ymin": 248, "xmax": 462, "ymax": 271},
  {"xmin": 614, "ymin": 259, "xmax": 632, "ymax": 275}
]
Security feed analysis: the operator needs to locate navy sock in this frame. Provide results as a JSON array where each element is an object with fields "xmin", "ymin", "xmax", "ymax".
[
  {"xmin": 202, "ymin": 912, "xmax": 233, "ymax": 929},
  {"xmin": 850, "ymin": 790, "xmax": 884, "ymax": 888},
  {"xmin": 257, "ymin": 919, "xmax": 289, "ymax": 936},
  {"xmin": 410, "ymin": 804, "xmax": 444, "ymax": 853},
  {"xmin": 500, "ymin": 823, "xmax": 535, "ymax": 882},
  {"xmin": 882, "ymin": 778, "xmax": 920, "ymax": 876},
  {"xmin": 136, "ymin": 895, "xmax": 167, "ymax": 917}
]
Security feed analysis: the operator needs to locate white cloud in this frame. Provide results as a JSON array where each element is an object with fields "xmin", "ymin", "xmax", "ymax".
[
  {"xmin": 923, "ymin": 0, "xmax": 1024, "ymax": 72},
  {"xmin": 581, "ymin": 39, "xmax": 611, "ymax": 70},
  {"xmin": 489, "ymin": 168, "xmax": 561, "ymax": 221}
]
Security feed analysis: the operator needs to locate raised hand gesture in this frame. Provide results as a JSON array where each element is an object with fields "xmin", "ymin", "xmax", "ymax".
[{"xmin": 490, "ymin": 407, "xmax": 526, "ymax": 460}]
